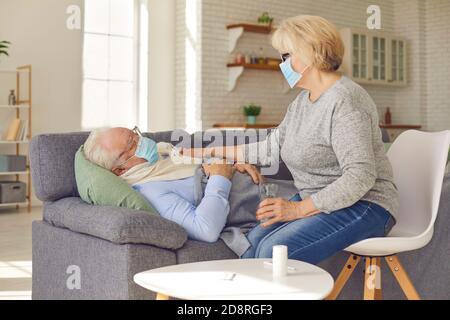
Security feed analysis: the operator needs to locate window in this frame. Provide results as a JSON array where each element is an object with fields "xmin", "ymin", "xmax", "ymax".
[{"xmin": 82, "ymin": 0, "xmax": 148, "ymax": 130}]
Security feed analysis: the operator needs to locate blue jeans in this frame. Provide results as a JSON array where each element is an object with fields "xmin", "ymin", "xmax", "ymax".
[{"xmin": 241, "ymin": 194, "xmax": 396, "ymax": 264}]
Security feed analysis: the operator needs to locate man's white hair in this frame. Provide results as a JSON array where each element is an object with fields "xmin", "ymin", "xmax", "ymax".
[{"xmin": 83, "ymin": 128, "xmax": 117, "ymax": 170}]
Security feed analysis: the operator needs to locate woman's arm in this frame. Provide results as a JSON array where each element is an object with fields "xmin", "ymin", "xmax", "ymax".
[
  {"xmin": 181, "ymin": 100, "xmax": 296, "ymax": 167},
  {"xmin": 180, "ymin": 124, "xmax": 284, "ymax": 166},
  {"xmin": 179, "ymin": 146, "xmax": 264, "ymax": 184}
]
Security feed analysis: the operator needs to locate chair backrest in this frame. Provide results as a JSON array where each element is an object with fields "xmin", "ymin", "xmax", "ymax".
[{"xmin": 387, "ymin": 130, "xmax": 450, "ymax": 236}]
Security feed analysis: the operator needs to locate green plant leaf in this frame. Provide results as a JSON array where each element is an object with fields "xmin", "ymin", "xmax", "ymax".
[
  {"xmin": 243, "ymin": 105, "xmax": 262, "ymax": 116},
  {"xmin": 0, "ymin": 50, "xmax": 9, "ymax": 56}
]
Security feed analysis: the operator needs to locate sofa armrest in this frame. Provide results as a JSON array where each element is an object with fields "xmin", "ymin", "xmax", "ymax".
[{"xmin": 43, "ymin": 197, "xmax": 188, "ymax": 250}]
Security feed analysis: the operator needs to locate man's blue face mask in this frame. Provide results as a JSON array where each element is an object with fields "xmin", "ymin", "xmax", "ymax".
[
  {"xmin": 135, "ymin": 136, "xmax": 159, "ymax": 165},
  {"xmin": 117, "ymin": 127, "xmax": 159, "ymax": 168},
  {"xmin": 279, "ymin": 54, "xmax": 309, "ymax": 88}
]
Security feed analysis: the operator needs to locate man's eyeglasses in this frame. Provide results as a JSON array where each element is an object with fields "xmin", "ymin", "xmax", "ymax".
[
  {"xmin": 280, "ymin": 53, "xmax": 290, "ymax": 62},
  {"xmin": 132, "ymin": 126, "xmax": 143, "ymax": 138},
  {"xmin": 115, "ymin": 126, "xmax": 143, "ymax": 168}
]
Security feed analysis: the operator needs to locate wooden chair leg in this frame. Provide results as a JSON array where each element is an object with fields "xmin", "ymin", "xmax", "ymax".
[
  {"xmin": 385, "ymin": 255, "xmax": 420, "ymax": 300},
  {"xmin": 156, "ymin": 293, "xmax": 170, "ymax": 300},
  {"xmin": 364, "ymin": 257, "xmax": 382, "ymax": 300},
  {"xmin": 325, "ymin": 254, "xmax": 361, "ymax": 300}
]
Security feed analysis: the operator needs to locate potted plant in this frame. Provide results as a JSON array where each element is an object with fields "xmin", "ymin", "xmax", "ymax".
[
  {"xmin": 243, "ymin": 103, "xmax": 262, "ymax": 125},
  {"xmin": 0, "ymin": 41, "xmax": 11, "ymax": 62},
  {"xmin": 257, "ymin": 12, "xmax": 274, "ymax": 26}
]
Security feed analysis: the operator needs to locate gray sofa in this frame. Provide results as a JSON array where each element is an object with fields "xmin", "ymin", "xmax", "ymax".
[{"xmin": 30, "ymin": 129, "xmax": 450, "ymax": 300}]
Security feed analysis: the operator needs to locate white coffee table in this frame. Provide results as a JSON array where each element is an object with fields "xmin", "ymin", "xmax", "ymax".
[{"xmin": 134, "ymin": 258, "xmax": 334, "ymax": 300}]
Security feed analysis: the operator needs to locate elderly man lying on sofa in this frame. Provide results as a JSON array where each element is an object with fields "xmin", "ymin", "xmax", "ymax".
[{"xmin": 82, "ymin": 126, "xmax": 297, "ymax": 257}]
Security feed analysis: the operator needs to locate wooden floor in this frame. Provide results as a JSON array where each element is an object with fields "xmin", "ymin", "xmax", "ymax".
[{"xmin": 0, "ymin": 206, "xmax": 42, "ymax": 300}]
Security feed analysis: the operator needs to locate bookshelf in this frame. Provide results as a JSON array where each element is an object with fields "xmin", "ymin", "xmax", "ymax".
[{"xmin": 0, "ymin": 65, "xmax": 32, "ymax": 212}]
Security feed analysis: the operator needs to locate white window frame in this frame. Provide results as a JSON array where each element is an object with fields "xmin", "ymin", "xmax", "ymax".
[{"xmin": 82, "ymin": 0, "xmax": 148, "ymax": 130}]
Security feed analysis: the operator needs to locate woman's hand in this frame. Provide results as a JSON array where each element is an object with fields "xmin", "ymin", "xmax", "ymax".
[
  {"xmin": 233, "ymin": 163, "xmax": 263, "ymax": 184},
  {"xmin": 256, "ymin": 197, "xmax": 318, "ymax": 227},
  {"xmin": 180, "ymin": 147, "xmax": 213, "ymax": 159},
  {"xmin": 181, "ymin": 145, "xmax": 241, "ymax": 163}
]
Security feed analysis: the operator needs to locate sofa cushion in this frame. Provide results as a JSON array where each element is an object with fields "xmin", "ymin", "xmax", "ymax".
[
  {"xmin": 75, "ymin": 145, "xmax": 157, "ymax": 213},
  {"xmin": 30, "ymin": 132, "xmax": 90, "ymax": 202},
  {"xmin": 43, "ymin": 197, "xmax": 188, "ymax": 249}
]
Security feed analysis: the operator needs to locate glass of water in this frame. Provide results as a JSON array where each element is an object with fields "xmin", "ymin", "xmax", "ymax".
[{"xmin": 258, "ymin": 183, "xmax": 279, "ymax": 224}]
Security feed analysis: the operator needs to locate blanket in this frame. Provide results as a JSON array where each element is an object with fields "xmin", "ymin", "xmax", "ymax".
[{"xmin": 193, "ymin": 166, "xmax": 298, "ymax": 256}]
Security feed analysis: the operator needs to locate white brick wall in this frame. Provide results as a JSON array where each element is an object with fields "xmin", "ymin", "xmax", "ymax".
[
  {"xmin": 393, "ymin": 0, "xmax": 427, "ymax": 128},
  {"xmin": 175, "ymin": 0, "xmax": 450, "ymax": 132},
  {"xmin": 425, "ymin": 0, "xmax": 450, "ymax": 131}
]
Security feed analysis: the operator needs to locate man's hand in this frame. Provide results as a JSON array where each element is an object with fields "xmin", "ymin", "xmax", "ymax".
[
  {"xmin": 233, "ymin": 163, "xmax": 263, "ymax": 184},
  {"xmin": 202, "ymin": 163, "xmax": 235, "ymax": 180}
]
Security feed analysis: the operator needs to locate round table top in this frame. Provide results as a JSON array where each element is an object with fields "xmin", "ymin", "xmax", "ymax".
[{"xmin": 134, "ymin": 258, "xmax": 334, "ymax": 300}]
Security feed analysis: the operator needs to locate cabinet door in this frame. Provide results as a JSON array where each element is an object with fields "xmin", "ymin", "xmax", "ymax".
[
  {"xmin": 371, "ymin": 36, "xmax": 387, "ymax": 83},
  {"xmin": 390, "ymin": 39, "xmax": 407, "ymax": 85},
  {"xmin": 351, "ymin": 33, "xmax": 369, "ymax": 81}
]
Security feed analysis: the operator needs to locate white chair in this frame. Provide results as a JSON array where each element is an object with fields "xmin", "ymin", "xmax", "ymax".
[{"xmin": 327, "ymin": 130, "xmax": 450, "ymax": 300}]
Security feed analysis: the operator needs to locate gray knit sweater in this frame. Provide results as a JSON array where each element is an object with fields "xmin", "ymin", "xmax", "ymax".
[{"xmin": 245, "ymin": 76, "xmax": 399, "ymax": 218}]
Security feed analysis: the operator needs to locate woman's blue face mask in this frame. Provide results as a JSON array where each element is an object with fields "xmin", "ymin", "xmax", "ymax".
[{"xmin": 279, "ymin": 54, "xmax": 309, "ymax": 88}]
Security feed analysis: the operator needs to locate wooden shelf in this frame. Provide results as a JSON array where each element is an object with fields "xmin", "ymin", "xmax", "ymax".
[
  {"xmin": 227, "ymin": 63, "xmax": 280, "ymax": 70},
  {"xmin": 0, "ymin": 200, "xmax": 29, "ymax": 208},
  {"xmin": 0, "ymin": 70, "xmax": 30, "ymax": 74},
  {"xmin": 227, "ymin": 62, "xmax": 281, "ymax": 91},
  {"xmin": 226, "ymin": 22, "xmax": 281, "ymax": 91},
  {"xmin": 0, "ymin": 140, "xmax": 29, "ymax": 144},
  {"xmin": 213, "ymin": 123, "xmax": 278, "ymax": 129},
  {"xmin": 379, "ymin": 124, "xmax": 422, "ymax": 129},
  {"xmin": 227, "ymin": 23, "xmax": 275, "ymax": 53},
  {"xmin": 0, "ymin": 64, "xmax": 32, "ymax": 213},
  {"xmin": 213, "ymin": 123, "xmax": 423, "ymax": 130},
  {"xmin": 0, "ymin": 104, "xmax": 30, "ymax": 109},
  {"xmin": 226, "ymin": 23, "xmax": 273, "ymax": 34},
  {"xmin": 0, "ymin": 170, "xmax": 29, "ymax": 176}
]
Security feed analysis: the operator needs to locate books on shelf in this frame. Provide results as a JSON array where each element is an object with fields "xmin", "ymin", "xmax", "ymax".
[
  {"xmin": 5, "ymin": 119, "xmax": 20, "ymax": 140},
  {"xmin": 5, "ymin": 118, "xmax": 28, "ymax": 141},
  {"xmin": 17, "ymin": 119, "xmax": 29, "ymax": 141}
]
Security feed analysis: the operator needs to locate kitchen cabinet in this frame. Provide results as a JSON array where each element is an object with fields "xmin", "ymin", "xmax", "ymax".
[{"xmin": 340, "ymin": 28, "xmax": 407, "ymax": 87}]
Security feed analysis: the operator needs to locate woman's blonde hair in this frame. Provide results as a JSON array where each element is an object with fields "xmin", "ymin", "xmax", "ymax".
[{"xmin": 272, "ymin": 15, "xmax": 344, "ymax": 72}]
